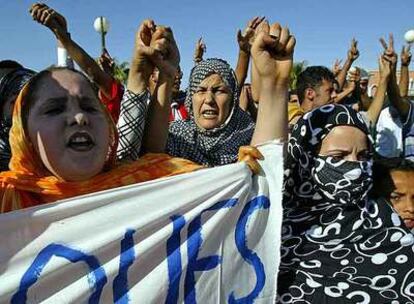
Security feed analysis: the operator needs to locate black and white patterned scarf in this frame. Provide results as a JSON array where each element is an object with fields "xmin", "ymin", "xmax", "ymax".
[
  {"xmin": 278, "ymin": 104, "xmax": 414, "ymax": 303},
  {"xmin": 167, "ymin": 58, "xmax": 254, "ymax": 166}
]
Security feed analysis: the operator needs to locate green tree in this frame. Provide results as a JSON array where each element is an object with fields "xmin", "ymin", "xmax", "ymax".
[{"xmin": 290, "ymin": 61, "xmax": 307, "ymax": 90}]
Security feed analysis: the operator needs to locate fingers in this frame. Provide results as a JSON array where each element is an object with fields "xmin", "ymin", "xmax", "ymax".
[
  {"xmin": 379, "ymin": 37, "xmax": 388, "ymax": 51},
  {"xmin": 388, "ymin": 33, "xmax": 394, "ymax": 51},
  {"xmin": 250, "ymin": 16, "xmax": 265, "ymax": 30},
  {"xmin": 269, "ymin": 22, "xmax": 281, "ymax": 38},
  {"xmin": 238, "ymin": 146, "xmax": 264, "ymax": 175},
  {"xmin": 256, "ymin": 19, "xmax": 270, "ymax": 34},
  {"xmin": 278, "ymin": 26, "xmax": 290, "ymax": 51},
  {"xmin": 285, "ymin": 35, "xmax": 296, "ymax": 55}
]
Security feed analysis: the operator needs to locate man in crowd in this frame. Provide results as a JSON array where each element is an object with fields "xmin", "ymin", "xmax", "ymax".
[{"xmin": 296, "ymin": 65, "xmax": 337, "ymax": 113}]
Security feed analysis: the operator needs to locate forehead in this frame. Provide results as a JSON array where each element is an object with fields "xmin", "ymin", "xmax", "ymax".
[
  {"xmin": 36, "ymin": 70, "xmax": 96, "ymax": 99},
  {"xmin": 390, "ymin": 170, "xmax": 414, "ymax": 190},
  {"xmin": 198, "ymin": 73, "xmax": 226, "ymax": 87},
  {"xmin": 322, "ymin": 125, "xmax": 368, "ymax": 149},
  {"xmin": 319, "ymin": 79, "xmax": 334, "ymax": 90}
]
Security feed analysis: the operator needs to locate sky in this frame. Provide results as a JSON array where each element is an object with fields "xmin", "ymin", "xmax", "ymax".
[{"xmin": 0, "ymin": 0, "xmax": 413, "ymax": 85}]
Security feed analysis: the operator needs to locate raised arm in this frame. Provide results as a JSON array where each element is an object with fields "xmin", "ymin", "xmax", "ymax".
[
  {"xmin": 142, "ymin": 26, "xmax": 180, "ymax": 153},
  {"xmin": 116, "ymin": 20, "xmax": 158, "ymax": 161},
  {"xmin": 193, "ymin": 37, "xmax": 206, "ymax": 65},
  {"xmin": 380, "ymin": 34, "xmax": 411, "ymax": 118},
  {"xmin": 250, "ymin": 22, "xmax": 295, "ymax": 145},
  {"xmin": 365, "ymin": 55, "xmax": 391, "ymax": 126},
  {"xmin": 399, "ymin": 44, "xmax": 412, "ymax": 98},
  {"xmin": 30, "ymin": 3, "xmax": 114, "ymax": 97},
  {"xmin": 336, "ymin": 38, "xmax": 359, "ymax": 91},
  {"xmin": 235, "ymin": 16, "xmax": 265, "ymax": 88}
]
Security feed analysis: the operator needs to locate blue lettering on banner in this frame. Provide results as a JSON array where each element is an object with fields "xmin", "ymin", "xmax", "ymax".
[
  {"xmin": 11, "ymin": 243, "xmax": 107, "ymax": 304},
  {"xmin": 228, "ymin": 195, "xmax": 270, "ymax": 304},
  {"xmin": 113, "ymin": 229, "xmax": 137, "ymax": 303},
  {"xmin": 166, "ymin": 215, "xmax": 186, "ymax": 304},
  {"xmin": 184, "ymin": 198, "xmax": 238, "ymax": 304}
]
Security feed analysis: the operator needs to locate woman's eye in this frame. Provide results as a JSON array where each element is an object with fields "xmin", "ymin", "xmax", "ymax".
[
  {"xmin": 82, "ymin": 106, "xmax": 98, "ymax": 113},
  {"xmin": 330, "ymin": 154, "xmax": 344, "ymax": 161},
  {"xmin": 44, "ymin": 107, "xmax": 64, "ymax": 115},
  {"xmin": 390, "ymin": 194, "xmax": 401, "ymax": 202}
]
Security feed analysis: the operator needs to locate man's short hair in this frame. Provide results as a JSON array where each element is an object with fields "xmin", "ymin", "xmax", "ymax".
[{"xmin": 296, "ymin": 66, "xmax": 335, "ymax": 104}]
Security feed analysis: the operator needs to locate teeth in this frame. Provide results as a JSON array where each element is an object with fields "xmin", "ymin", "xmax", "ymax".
[
  {"xmin": 203, "ymin": 110, "xmax": 217, "ymax": 115},
  {"xmin": 72, "ymin": 136, "xmax": 88, "ymax": 143}
]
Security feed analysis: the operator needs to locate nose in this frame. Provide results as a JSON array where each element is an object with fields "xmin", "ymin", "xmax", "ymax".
[
  {"xmin": 405, "ymin": 197, "xmax": 414, "ymax": 213},
  {"xmin": 204, "ymin": 90, "xmax": 215, "ymax": 104},
  {"xmin": 68, "ymin": 112, "xmax": 89, "ymax": 126}
]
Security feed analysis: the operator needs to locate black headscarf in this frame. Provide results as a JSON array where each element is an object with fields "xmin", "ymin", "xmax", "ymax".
[
  {"xmin": 278, "ymin": 104, "xmax": 414, "ymax": 303},
  {"xmin": 0, "ymin": 67, "xmax": 36, "ymax": 171},
  {"xmin": 167, "ymin": 58, "xmax": 255, "ymax": 166}
]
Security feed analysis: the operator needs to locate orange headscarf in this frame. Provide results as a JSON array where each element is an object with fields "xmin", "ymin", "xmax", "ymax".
[{"xmin": 0, "ymin": 81, "xmax": 202, "ymax": 213}]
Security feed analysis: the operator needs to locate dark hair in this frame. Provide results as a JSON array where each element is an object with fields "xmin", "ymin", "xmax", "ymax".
[
  {"xmin": 371, "ymin": 157, "xmax": 414, "ymax": 199},
  {"xmin": 296, "ymin": 66, "xmax": 336, "ymax": 104},
  {"xmin": 22, "ymin": 67, "xmax": 98, "ymax": 131},
  {"xmin": 0, "ymin": 60, "xmax": 23, "ymax": 70}
]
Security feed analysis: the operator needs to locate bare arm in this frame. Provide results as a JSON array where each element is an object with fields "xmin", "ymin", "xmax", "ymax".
[
  {"xmin": 30, "ymin": 3, "xmax": 114, "ymax": 97},
  {"xmin": 399, "ymin": 45, "xmax": 411, "ymax": 98},
  {"xmin": 366, "ymin": 56, "xmax": 391, "ymax": 126},
  {"xmin": 234, "ymin": 50, "xmax": 250, "ymax": 88},
  {"xmin": 142, "ymin": 26, "xmax": 180, "ymax": 153},
  {"xmin": 250, "ymin": 22, "xmax": 295, "ymax": 145},
  {"xmin": 380, "ymin": 34, "xmax": 411, "ymax": 118},
  {"xmin": 336, "ymin": 38, "xmax": 359, "ymax": 90},
  {"xmin": 235, "ymin": 17, "xmax": 265, "ymax": 88}
]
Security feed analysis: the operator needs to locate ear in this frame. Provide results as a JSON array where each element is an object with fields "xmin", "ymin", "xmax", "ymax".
[{"xmin": 305, "ymin": 88, "xmax": 315, "ymax": 102}]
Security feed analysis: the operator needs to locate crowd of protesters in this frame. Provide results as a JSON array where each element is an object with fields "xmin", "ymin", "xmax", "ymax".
[{"xmin": 0, "ymin": 3, "xmax": 413, "ymax": 302}]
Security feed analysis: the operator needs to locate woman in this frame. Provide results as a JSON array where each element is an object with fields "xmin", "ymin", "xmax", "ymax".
[
  {"xmin": 0, "ymin": 67, "xmax": 201, "ymax": 213},
  {"xmin": 0, "ymin": 62, "xmax": 36, "ymax": 171},
  {"xmin": 167, "ymin": 58, "xmax": 255, "ymax": 166},
  {"xmin": 278, "ymin": 104, "xmax": 414, "ymax": 303}
]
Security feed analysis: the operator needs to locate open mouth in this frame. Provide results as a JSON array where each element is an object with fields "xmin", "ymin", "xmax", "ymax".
[
  {"xmin": 66, "ymin": 131, "xmax": 95, "ymax": 152},
  {"xmin": 201, "ymin": 109, "xmax": 218, "ymax": 119}
]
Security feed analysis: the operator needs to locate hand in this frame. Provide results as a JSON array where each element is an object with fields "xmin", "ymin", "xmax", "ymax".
[
  {"xmin": 30, "ymin": 3, "xmax": 68, "ymax": 39},
  {"xmin": 237, "ymin": 16, "xmax": 265, "ymax": 53},
  {"xmin": 379, "ymin": 55, "xmax": 392, "ymax": 81},
  {"xmin": 238, "ymin": 146, "xmax": 264, "ymax": 174},
  {"xmin": 251, "ymin": 22, "xmax": 296, "ymax": 86},
  {"xmin": 194, "ymin": 37, "xmax": 206, "ymax": 63},
  {"xmin": 332, "ymin": 59, "xmax": 342, "ymax": 76},
  {"xmin": 401, "ymin": 44, "xmax": 412, "ymax": 67},
  {"xmin": 131, "ymin": 19, "xmax": 157, "ymax": 79},
  {"xmin": 379, "ymin": 33, "xmax": 398, "ymax": 70},
  {"xmin": 98, "ymin": 48, "xmax": 115, "ymax": 75},
  {"xmin": 347, "ymin": 38, "xmax": 359, "ymax": 61},
  {"xmin": 150, "ymin": 26, "xmax": 180, "ymax": 81}
]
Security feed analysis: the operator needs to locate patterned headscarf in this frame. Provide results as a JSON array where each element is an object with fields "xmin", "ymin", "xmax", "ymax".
[
  {"xmin": 167, "ymin": 58, "xmax": 255, "ymax": 166},
  {"xmin": 284, "ymin": 103, "xmax": 371, "ymax": 202},
  {"xmin": 0, "ymin": 67, "xmax": 36, "ymax": 171},
  {"xmin": 278, "ymin": 104, "xmax": 414, "ymax": 303}
]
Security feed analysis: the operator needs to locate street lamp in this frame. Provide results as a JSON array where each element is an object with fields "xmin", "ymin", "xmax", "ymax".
[
  {"xmin": 94, "ymin": 16, "xmax": 110, "ymax": 53},
  {"xmin": 404, "ymin": 29, "xmax": 414, "ymax": 44}
]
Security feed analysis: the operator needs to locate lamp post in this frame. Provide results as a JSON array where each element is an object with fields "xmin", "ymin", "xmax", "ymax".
[
  {"xmin": 94, "ymin": 16, "xmax": 110, "ymax": 53},
  {"xmin": 404, "ymin": 29, "xmax": 414, "ymax": 44}
]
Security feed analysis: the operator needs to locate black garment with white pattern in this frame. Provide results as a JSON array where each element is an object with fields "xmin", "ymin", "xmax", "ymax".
[
  {"xmin": 278, "ymin": 104, "xmax": 414, "ymax": 303},
  {"xmin": 116, "ymin": 89, "xmax": 149, "ymax": 161},
  {"xmin": 167, "ymin": 58, "xmax": 255, "ymax": 166}
]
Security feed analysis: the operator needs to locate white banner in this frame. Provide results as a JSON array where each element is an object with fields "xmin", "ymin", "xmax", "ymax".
[{"xmin": 0, "ymin": 143, "xmax": 284, "ymax": 304}]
